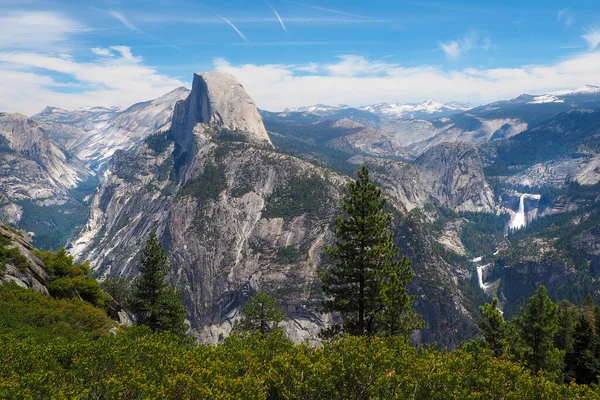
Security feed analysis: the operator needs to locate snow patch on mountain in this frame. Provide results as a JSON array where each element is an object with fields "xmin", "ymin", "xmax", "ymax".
[{"xmin": 359, "ymin": 100, "xmax": 472, "ymax": 119}]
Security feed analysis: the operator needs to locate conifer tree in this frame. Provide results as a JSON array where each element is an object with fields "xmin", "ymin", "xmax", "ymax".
[
  {"xmin": 131, "ymin": 232, "xmax": 187, "ymax": 336},
  {"xmin": 377, "ymin": 259, "xmax": 423, "ymax": 337},
  {"xmin": 564, "ymin": 314, "xmax": 600, "ymax": 384},
  {"xmin": 319, "ymin": 165, "xmax": 420, "ymax": 336},
  {"xmin": 235, "ymin": 291, "xmax": 285, "ymax": 336},
  {"xmin": 477, "ymin": 297, "xmax": 507, "ymax": 357},
  {"xmin": 556, "ymin": 300, "xmax": 579, "ymax": 355},
  {"xmin": 516, "ymin": 286, "xmax": 563, "ymax": 380}
]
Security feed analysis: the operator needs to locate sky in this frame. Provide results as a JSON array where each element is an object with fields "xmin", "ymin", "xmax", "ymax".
[{"xmin": 2, "ymin": 0, "xmax": 600, "ymax": 114}]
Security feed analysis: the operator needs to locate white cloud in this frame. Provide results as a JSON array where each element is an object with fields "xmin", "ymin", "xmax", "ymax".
[
  {"xmin": 0, "ymin": 11, "xmax": 85, "ymax": 49},
  {"xmin": 91, "ymin": 47, "xmax": 113, "ymax": 57},
  {"xmin": 440, "ymin": 41, "xmax": 461, "ymax": 60},
  {"xmin": 582, "ymin": 29, "xmax": 600, "ymax": 50},
  {"xmin": 214, "ymin": 52, "xmax": 600, "ymax": 111},
  {"xmin": 0, "ymin": 47, "xmax": 185, "ymax": 115},
  {"xmin": 439, "ymin": 32, "xmax": 479, "ymax": 60},
  {"xmin": 324, "ymin": 55, "xmax": 398, "ymax": 77}
]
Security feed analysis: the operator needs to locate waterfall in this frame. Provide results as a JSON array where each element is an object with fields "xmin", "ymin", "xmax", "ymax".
[
  {"xmin": 509, "ymin": 195, "xmax": 526, "ymax": 230},
  {"xmin": 476, "ymin": 264, "xmax": 490, "ymax": 291}
]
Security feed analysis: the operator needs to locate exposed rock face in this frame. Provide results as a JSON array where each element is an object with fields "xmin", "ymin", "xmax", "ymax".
[
  {"xmin": 71, "ymin": 71, "xmax": 475, "ymax": 347},
  {"xmin": 350, "ymin": 142, "xmax": 496, "ymax": 213},
  {"xmin": 33, "ymin": 87, "xmax": 190, "ymax": 169},
  {"xmin": 416, "ymin": 142, "xmax": 496, "ymax": 212},
  {"xmin": 0, "ymin": 113, "xmax": 96, "ymax": 248},
  {"xmin": 0, "ymin": 224, "xmax": 49, "ymax": 294},
  {"xmin": 0, "ymin": 113, "xmax": 91, "ymax": 199},
  {"xmin": 326, "ymin": 119, "xmax": 414, "ymax": 160},
  {"xmin": 171, "ymin": 72, "xmax": 272, "ymax": 152}
]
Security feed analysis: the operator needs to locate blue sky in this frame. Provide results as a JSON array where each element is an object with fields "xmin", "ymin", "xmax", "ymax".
[{"xmin": 2, "ymin": 0, "xmax": 600, "ymax": 114}]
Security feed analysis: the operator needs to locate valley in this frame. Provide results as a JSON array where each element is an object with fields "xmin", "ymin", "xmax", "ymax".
[{"xmin": 1, "ymin": 69, "xmax": 600, "ymax": 349}]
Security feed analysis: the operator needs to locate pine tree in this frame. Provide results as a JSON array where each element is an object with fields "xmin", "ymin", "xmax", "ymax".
[
  {"xmin": 583, "ymin": 294, "xmax": 596, "ymax": 334},
  {"xmin": 235, "ymin": 292, "xmax": 285, "ymax": 336},
  {"xmin": 477, "ymin": 297, "xmax": 507, "ymax": 357},
  {"xmin": 564, "ymin": 313, "xmax": 600, "ymax": 384},
  {"xmin": 555, "ymin": 300, "xmax": 579, "ymax": 355},
  {"xmin": 319, "ymin": 165, "xmax": 420, "ymax": 336},
  {"xmin": 131, "ymin": 232, "xmax": 187, "ymax": 336},
  {"xmin": 516, "ymin": 286, "xmax": 563, "ymax": 380},
  {"xmin": 377, "ymin": 259, "xmax": 423, "ymax": 337}
]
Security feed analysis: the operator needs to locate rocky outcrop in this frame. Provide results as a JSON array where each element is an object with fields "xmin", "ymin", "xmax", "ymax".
[
  {"xmin": 350, "ymin": 142, "xmax": 496, "ymax": 213},
  {"xmin": 325, "ymin": 119, "xmax": 414, "ymax": 160},
  {"xmin": 0, "ymin": 224, "xmax": 49, "ymax": 294},
  {"xmin": 416, "ymin": 142, "xmax": 496, "ymax": 212},
  {"xmin": 171, "ymin": 72, "xmax": 272, "ymax": 153}
]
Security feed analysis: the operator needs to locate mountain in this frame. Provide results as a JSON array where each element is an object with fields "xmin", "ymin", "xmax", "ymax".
[
  {"xmin": 482, "ymin": 109, "xmax": 600, "ymax": 187},
  {"xmin": 284, "ymin": 104, "xmax": 351, "ymax": 114},
  {"xmin": 279, "ymin": 100, "xmax": 472, "ymax": 121},
  {"xmin": 0, "ymin": 113, "xmax": 94, "ymax": 248},
  {"xmin": 33, "ymin": 87, "xmax": 190, "ymax": 170},
  {"xmin": 69, "ymin": 71, "xmax": 476, "ymax": 347},
  {"xmin": 265, "ymin": 86, "xmax": 600, "ymax": 160},
  {"xmin": 407, "ymin": 85, "xmax": 600, "ymax": 155},
  {"xmin": 358, "ymin": 100, "xmax": 473, "ymax": 120},
  {"xmin": 350, "ymin": 142, "xmax": 496, "ymax": 213}
]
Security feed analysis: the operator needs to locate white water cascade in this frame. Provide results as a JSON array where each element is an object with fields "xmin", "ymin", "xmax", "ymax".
[
  {"xmin": 476, "ymin": 264, "xmax": 490, "ymax": 291},
  {"xmin": 509, "ymin": 195, "xmax": 527, "ymax": 230}
]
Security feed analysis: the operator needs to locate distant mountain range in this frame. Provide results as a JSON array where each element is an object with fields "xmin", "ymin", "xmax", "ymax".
[{"xmin": 281, "ymin": 99, "xmax": 473, "ymax": 120}]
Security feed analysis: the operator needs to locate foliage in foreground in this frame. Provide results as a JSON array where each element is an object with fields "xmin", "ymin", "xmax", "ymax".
[
  {"xmin": 2, "ymin": 325, "xmax": 600, "ymax": 400},
  {"xmin": 0, "ymin": 282, "xmax": 114, "ymax": 340}
]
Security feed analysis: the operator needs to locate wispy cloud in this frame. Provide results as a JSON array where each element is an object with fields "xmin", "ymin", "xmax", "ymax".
[
  {"xmin": 107, "ymin": 10, "xmax": 181, "ymax": 51},
  {"xmin": 439, "ymin": 32, "xmax": 490, "ymax": 60},
  {"xmin": 108, "ymin": 10, "xmax": 142, "ymax": 32},
  {"xmin": 266, "ymin": 1, "xmax": 287, "ymax": 32},
  {"xmin": 325, "ymin": 55, "xmax": 397, "ymax": 77},
  {"xmin": 91, "ymin": 47, "xmax": 112, "ymax": 56},
  {"xmin": 281, "ymin": 0, "xmax": 371, "ymax": 19},
  {"xmin": 0, "ymin": 46, "xmax": 185, "ymax": 114},
  {"xmin": 212, "ymin": 12, "xmax": 249, "ymax": 42},
  {"xmin": 0, "ymin": 11, "xmax": 86, "ymax": 50},
  {"xmin": 557, "ymin": 8, "xmax": 574, "ymax": 27},
  {"xmin": 582, "ymin": 28, "xmax": 600, "ymax": 50}
]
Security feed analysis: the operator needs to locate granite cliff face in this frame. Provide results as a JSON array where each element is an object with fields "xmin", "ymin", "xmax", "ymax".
[
  {"xmin": 70, "ymin": 71, "xmax": 474, "ymax": 346},
  {"xmin": 351, "ymin": 142, "xmax": 495, "ymax": 213},
  {"xmin": 0, "ymin": 113, "xmax": 91, "ymax": 200},
  {"xmin": 34, "ymin": 87, "xmax": 190, "ymax": 169},
  {"xmin": 171, "ymin": 72, "xmax": 272, "ymax": 153},
  {"xmin": 0, "ymin": 113, "xmax": 93, "ymax": 247}
]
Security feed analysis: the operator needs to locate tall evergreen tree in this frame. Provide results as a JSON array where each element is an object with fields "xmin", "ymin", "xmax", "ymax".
[
  {"xmin": 235, "ymin": 292, "xmax": 285, "ymax": 336},
  {"xmin": 583, "ymin": 294, "xmax": 596, "ymax": 334},
  {"xmin": 564, "ymin": 314, "xmax": 600, "ymax": 384},
  {"xmin": 516, "ymin": 286, "xmax": 563, "ymax": 380},
  {"xmin": 477, "ymin": 297, "xmax": 507, "ymax": 357},
  {"xmin": 319, "ymin": 165, "xmax": 420, "ymax": 336},
  {"xmin": 131, "ymin": 232, "xmax": 187, "ymax": 336},
  {"xmin": 555, "ymin": 300, "xmax": 579, "ymax": 355},
  {"xmin": 377, "ymin": 259, "xmax": 423, "ymax": 337}
]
